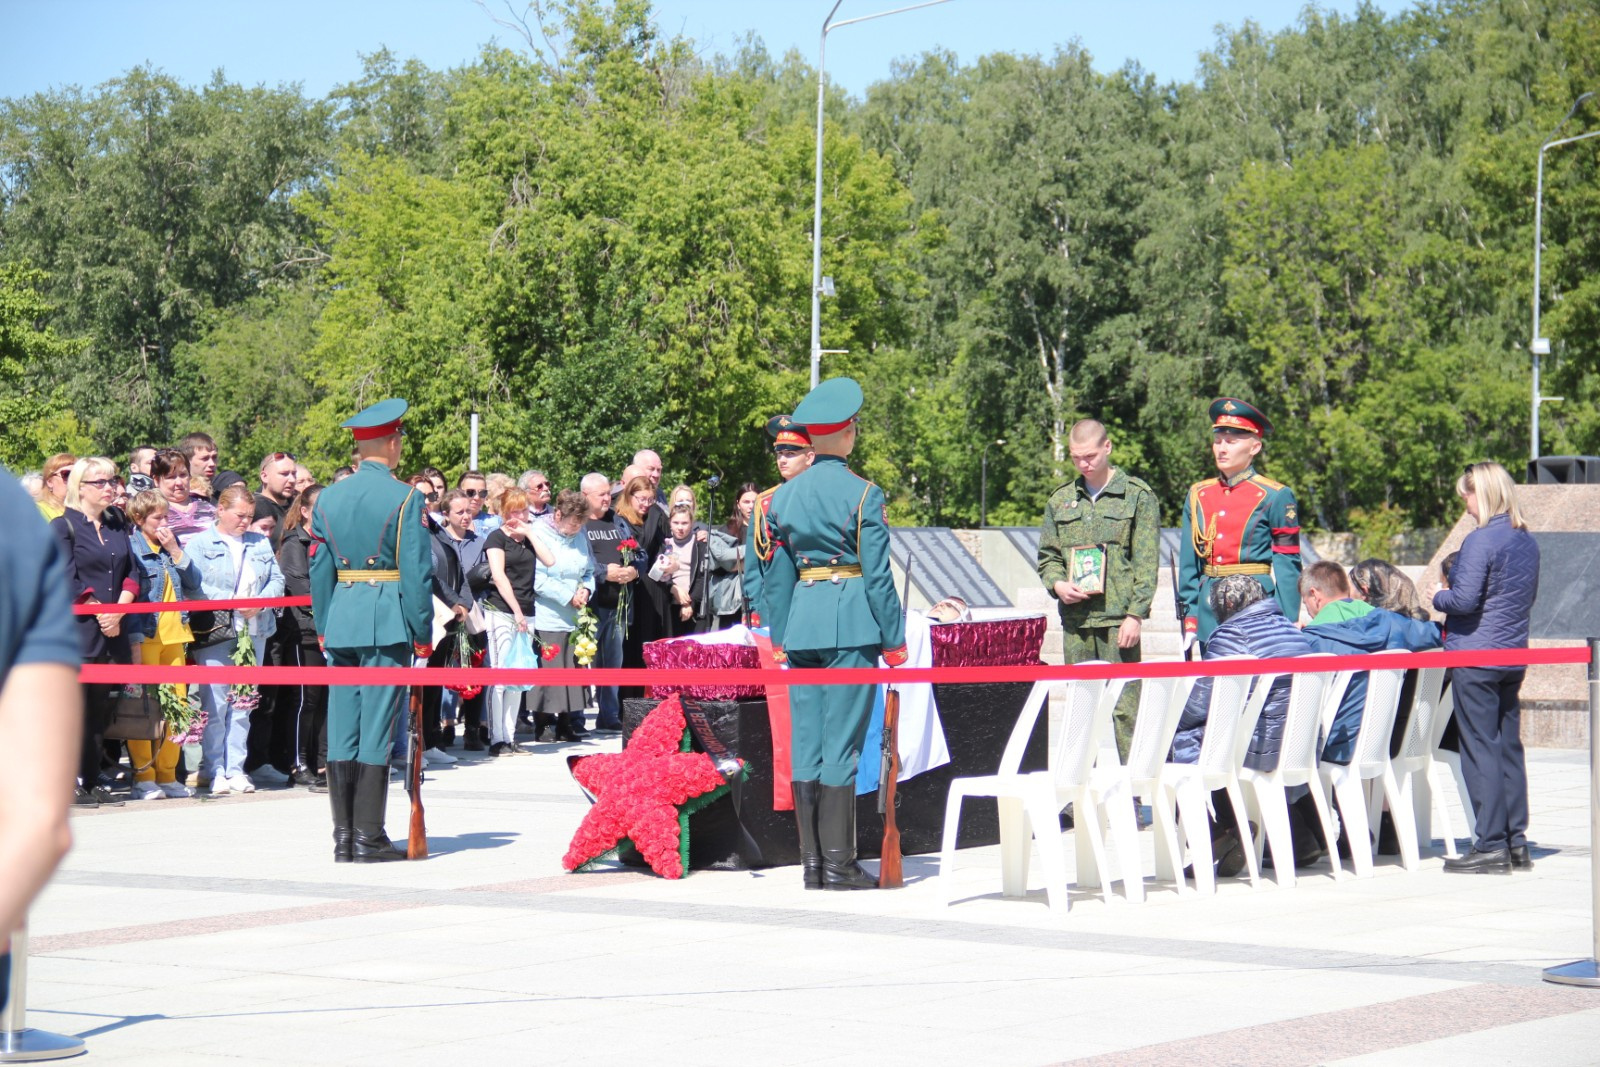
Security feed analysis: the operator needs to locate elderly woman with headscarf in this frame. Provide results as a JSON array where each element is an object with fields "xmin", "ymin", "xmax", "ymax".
[{"xmin": 52, "ymin": 457, "xmax": 140, "ymax": 805}]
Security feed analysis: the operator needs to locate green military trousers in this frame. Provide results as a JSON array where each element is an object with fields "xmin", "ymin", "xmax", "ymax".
[
  {"xmin": 1062, "ymin": 628, "xmax": 1141, "ymax": 762},
  {"xmin": 326, "ymin": 644, "xmax": 408, "ymax": 765},
  {"xmin": 786, "ymin": 645, "xmax": 877, "ymax": 788}
]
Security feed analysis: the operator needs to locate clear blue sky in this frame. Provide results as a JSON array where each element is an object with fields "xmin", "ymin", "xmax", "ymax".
[{"xmin": 1, "ymin": 0, "xmax": 1407, "ymax": 101}]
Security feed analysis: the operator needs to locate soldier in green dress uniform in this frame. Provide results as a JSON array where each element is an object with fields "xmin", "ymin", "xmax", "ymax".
[
  {"xmin": 309, "ymin": 398, "xmax": 434, "ymax": 863},
  {"xmin": 762, "ymin": 378, "xmax": 908, "ymax": 890},
  {"xmin": 1177, "ymin": 398, "xmax": 1302, "ymax": 649},
  {"xmin": 743, "ymin": 414, "xmax": 812, "ymax": 627},
  {"xmin": 1036, "ymin": 419, "xmax": 1161, "ymax": 760}
]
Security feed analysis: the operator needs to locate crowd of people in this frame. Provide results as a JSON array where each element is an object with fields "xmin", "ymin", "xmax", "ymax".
[
  {"xmin": 18, "ymin": 435, "xmax": 766, "ymax": 806},
  {"xmin": 20, "ymin": 408, "xmax": 1541, "ymax": 888}
]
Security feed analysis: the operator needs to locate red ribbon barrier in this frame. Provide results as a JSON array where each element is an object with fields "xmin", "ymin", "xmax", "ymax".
[
  {"xmin": 80, "ymin": 645, "xmax": 1591, "ymax": 688},
  {"xmin": 73, "ymin": 596, "xmax": 311, "ymax": 615}
]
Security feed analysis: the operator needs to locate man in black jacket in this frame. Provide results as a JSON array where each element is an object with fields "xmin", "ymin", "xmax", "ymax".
[
  {"xmin": 581, "ymin": 472, "xmax": 637, "ymax": 730},
  {"xmin": 420, "ymin": 508, "xmax": 472, "ymax": 763}
]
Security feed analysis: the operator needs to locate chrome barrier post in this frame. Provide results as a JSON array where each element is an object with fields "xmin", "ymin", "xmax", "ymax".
[
  {"xmin": 0, "ymin": 924, "xmax": 86, "ymax": 1060},
  {"xmin": 1545, "ymin": 638, "xmax": 1600, "ymax": 987}
]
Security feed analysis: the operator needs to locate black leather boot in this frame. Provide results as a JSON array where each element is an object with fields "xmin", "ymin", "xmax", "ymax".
[
  {"xmin": 564, "ymin": 713, "xmax": 590, "ymax": 740},
  {"xmin": 818, "ymin": 783, "xmax": 876, "ymax": 890},
  {"xmin": 534, "ymin": 712, "xmax": 556, "ymax": 742},
  {"xmin": 351, "ymin": 761, "xmax": 407, "ymax": 863},
  {"xmin": 326, "ymin": 761, "xmax": 355, "ymax": 863},
  {"xmin": 791, "ymin": 780, "xmax": 823, "ymax": 890},
  {"xmin": 553, "ymin": 712, "xmax": 574, "ymax": 742}
]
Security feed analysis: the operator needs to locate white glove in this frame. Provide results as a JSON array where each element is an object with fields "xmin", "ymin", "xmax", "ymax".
[{"xmin": 1181, "ymin": 632, "xmax": 1198, "ymax": 654}]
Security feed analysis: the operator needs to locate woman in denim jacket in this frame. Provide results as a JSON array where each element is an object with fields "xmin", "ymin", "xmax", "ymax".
[
  {"xmin": 126, "ymin": 490, "xmax": 204, "ymax": 798},
  {"xmin": 187, "ymin": 485, "xmax": 285, "ymax": 795}
]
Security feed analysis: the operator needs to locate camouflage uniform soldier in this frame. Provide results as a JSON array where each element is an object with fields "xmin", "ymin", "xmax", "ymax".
[{"xmin": 1036, "ymin": 420, "xmax": 1161, "ymax": 759}]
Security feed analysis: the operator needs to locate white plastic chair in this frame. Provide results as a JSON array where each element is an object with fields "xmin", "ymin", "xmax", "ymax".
[
  {"xmin": 1316, "ymin": 650, "xmax": 1411, "ymax": 876},
  {"xmin": 939, "ymin": 674, "xmax": 1136, "ymax": 911},
  {"xmin": 1074, "ymin": 677, "xmax": 1156, "ymax": 905},
  {"xmin": 1112, "ymin": 674, "xmax": 1195, "ymax": 894},
  {"xmin": 1238, "ymin": 657, "xmax": 1341, "ymax": 888},
  {"xmin": 1402, "ymin": 671, "xmax": 1474, "ymax": 857},
  {"xmin": 1391, "ymin": 667, "xmax": 1452, "ymax": 857},
  {"xmin": 1162, "ymin": 659, "xmax": 1258, "ymax": 896}
]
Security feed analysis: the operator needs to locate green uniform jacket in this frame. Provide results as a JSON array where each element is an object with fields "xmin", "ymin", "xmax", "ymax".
[
  {"xmin": 762, "ymin": 455, "xmax": 906, "ymax": 657},
  {"xmin": 743, "ymin": 483, "xmax": 779, "ymax": 626},
  {"xmin": 1036, "ymin": 468, "xmax": 1161, "ymax": 630},
  {"xmin": 309, "ymin": 460, "xmax": 434, "ymax": 650}
]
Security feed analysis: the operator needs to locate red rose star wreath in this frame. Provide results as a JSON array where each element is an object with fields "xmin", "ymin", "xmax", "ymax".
[{"xmin": 563, "ymin": 694, "xmax": 742, "ymax": 879}]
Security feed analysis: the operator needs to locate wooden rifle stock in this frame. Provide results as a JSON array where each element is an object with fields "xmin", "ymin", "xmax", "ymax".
[
  {"xmin": 878, "ymin": 685, "xmax": 903, "ymax": 889},
  {"xmin": 407, "ymin": 683, "xmax": 428, "ymax": 860}
]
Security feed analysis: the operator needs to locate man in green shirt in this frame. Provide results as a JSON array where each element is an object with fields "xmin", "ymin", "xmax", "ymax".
[
  {"xmin": 1036, "ymin": 419, "xmax": 1161, "ymax": 759},
  {"xmin": 1299, "ymin": 561, "xmax": 1372, "ymax": 625}
]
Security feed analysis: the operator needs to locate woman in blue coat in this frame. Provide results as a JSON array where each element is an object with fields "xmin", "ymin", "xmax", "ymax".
[{"xmin": 1429, "ymin": 462, "xmax": 1539, "ymax": 874}]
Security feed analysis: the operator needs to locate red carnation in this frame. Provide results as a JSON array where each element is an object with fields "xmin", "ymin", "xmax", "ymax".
[{"xmin": 541, "ymin": 643, "xmax": 560, "ymax": 661}]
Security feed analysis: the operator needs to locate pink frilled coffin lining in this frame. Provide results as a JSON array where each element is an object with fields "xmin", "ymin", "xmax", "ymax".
[
  {"xmin": 643, "ymin": 615, "xmax": 1046, "ymax": 701},
  {"xmin": 927, "ymin": 615, "xmax": 1047, "ymax": 668}
]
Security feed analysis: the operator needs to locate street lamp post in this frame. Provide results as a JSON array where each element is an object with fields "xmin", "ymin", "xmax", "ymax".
[
  {"xmin": 811, "ymin": 0, "xmax": 953, "ymax": 387},
  {"xmin": 980, "ymin": 438, "xmax": 1005, "ymax": 528},
  {"xmin": 1530, "ymin": 91, "xmax": 1596, "ymax": 462}
]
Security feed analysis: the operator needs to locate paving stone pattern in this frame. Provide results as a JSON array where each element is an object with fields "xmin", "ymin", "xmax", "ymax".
[{"xmin": 21, "ymin": 737, "xmax": 1600, "ymax": 1066}]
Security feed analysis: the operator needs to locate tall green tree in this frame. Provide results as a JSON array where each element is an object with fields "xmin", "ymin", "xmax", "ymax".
[
  {"xmin": 0, "ymin": 68, "xmax": 331, "ymax": 450},
  {"xmin": 0, "ymin": 264, "xmax": 90, "ymax": 467}
]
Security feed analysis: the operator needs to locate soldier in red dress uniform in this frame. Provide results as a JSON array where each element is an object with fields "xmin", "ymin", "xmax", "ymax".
[{"xmin": 1177, "ymin": 398, "xmax": 1303, "ymax": 649}]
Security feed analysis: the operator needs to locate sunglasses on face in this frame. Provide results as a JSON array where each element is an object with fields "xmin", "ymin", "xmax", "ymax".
[
  {"xmin": 530, "ymin": 483, "xmax": 550, "ymax": 492},
  {"xmin": 81, "ymin": 478, "xmax": 116, "ymax": 489},
  {"xmin": 671, "ymin": 502, "xmax": 693, "ymax": 511},
  {"xmin": 461, "ymin": 489, "xmax": 486, "ymax": 498},
  {"xmin": 268, "ymin": 452, "xmax": 297, "ymax": 463}
]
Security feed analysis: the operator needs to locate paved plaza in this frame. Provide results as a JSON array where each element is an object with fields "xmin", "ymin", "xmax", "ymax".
[{"xmin": 19, "ymin": 736, "xmax": 1600, "ymax": 1066}]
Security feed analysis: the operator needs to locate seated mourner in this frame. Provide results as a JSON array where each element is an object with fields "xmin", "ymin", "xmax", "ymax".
[
  {"xmin": 1301, "ymin": 560, "xmax": 1441, "ymax": 765},
  {"xmin": 1172, "ymin": 574, "xmax": 1314, "ymax": 772},
  {"xmin": 1171, "ymin": 575, "xmax": 1314, "ymax": 876}
]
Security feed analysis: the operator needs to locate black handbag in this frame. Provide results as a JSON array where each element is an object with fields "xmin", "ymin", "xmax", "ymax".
[
  {"xmin": 188, "ymin": 607, "xmax": 234, "ymax": 648},
  {"xmin": 190, "ymin": 539, "xmax": 246, "ymax": 647},
  {"xmin": 467, "ymin": 557, "xmax": 494, "ymax": 597}
]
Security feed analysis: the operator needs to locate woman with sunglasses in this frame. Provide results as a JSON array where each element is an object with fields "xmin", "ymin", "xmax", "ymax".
[
  {"xmin": 51, "ymin": 457, "xmax": 139, "ymax": 806},
  {"xmin": 36, "ymin": 453, "xmax": 76, "ymax": 521}
]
